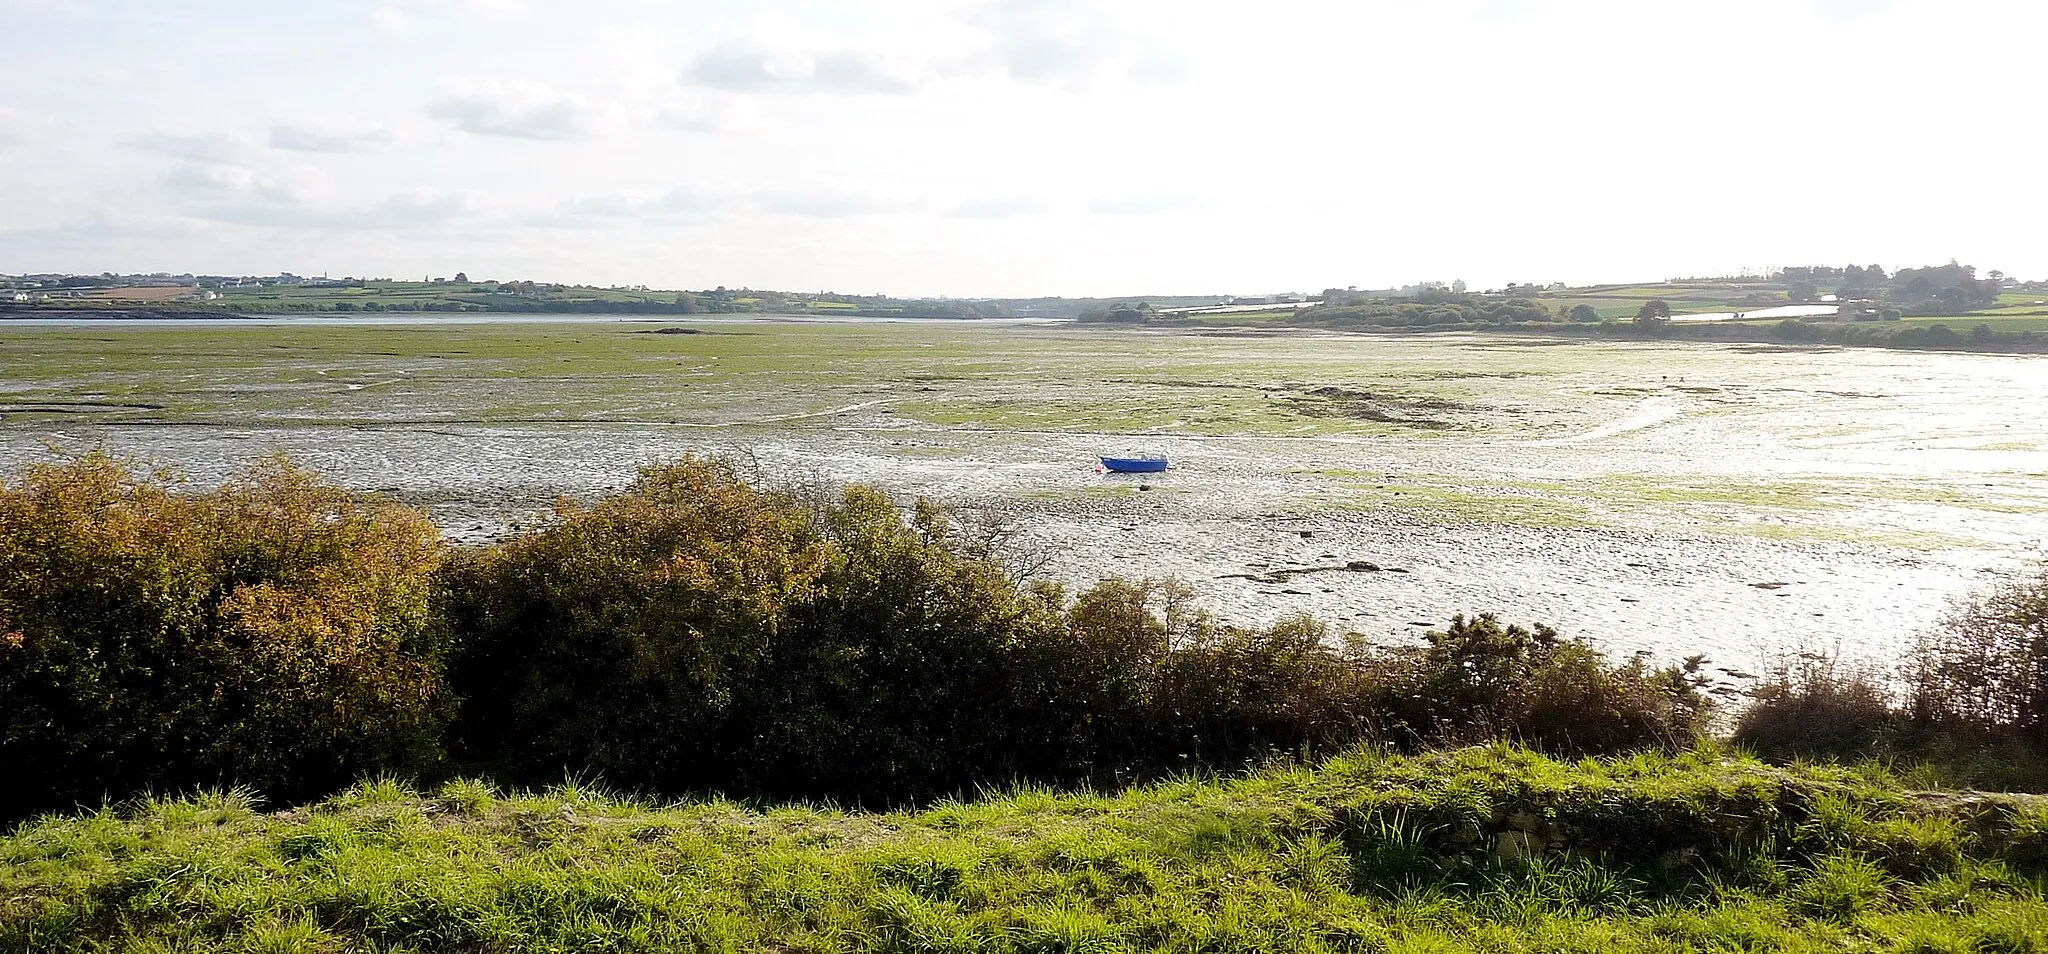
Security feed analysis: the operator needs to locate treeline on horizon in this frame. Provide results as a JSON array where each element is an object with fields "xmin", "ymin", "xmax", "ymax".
[
  {"xmin": 1083, "ymin": 292, "xmax": 2048, "ymax": 354},
  {"xmin": 1780, "ymin": 262, "xmax": 2008, "ymax": 313},
  {"xmin": 4, "ymin": 453, "xmax": 2048, "ymax": 826}
]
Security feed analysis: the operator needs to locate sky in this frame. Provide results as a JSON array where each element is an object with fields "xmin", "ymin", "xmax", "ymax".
[{"xmin": 1, "ymin": 0, "xmax": 2043, "ymax": 297}]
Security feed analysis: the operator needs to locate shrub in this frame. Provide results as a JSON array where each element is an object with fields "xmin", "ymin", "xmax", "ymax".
[
  {"xmin": 1145, "ymin": 612, "xmax": 1379, "ymax": 770},
  {"xmin": 1734, "ymin": 652, "xmax": 1901, "ymax": 759},
  {"xmin": 3, "ymin": 450, "xmax": 1722, "ymax": 814},
  {"xmin": 0, "ymin": 451, "xmax": 451, "ymax": 821},
  {"xmin": 1370, "ymin": 614, "xmax": 1712, "ymax": 754},
  {"xmin": 727, "ymin": 489, "xmax": 1067, "ymax": 800},
  {"xmin": 441, "ymin": 456, "xmax": 835, "ymax": 795},
  {"xmin": 444, "ymin": 458, "xmax": 1084, "ymax": 803},
  {"xmin": 1909, "ymin": 564, "xmax": 2048, "ymax": 744}
]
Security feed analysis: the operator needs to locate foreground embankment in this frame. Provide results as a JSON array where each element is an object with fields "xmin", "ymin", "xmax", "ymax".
[{"xmin": 6, "ymin": 747, "xmax": 2047, "ymax": 952}]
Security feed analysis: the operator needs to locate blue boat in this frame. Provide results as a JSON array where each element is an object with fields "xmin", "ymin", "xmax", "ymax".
[{"xmin": 1099, "ymin": 454, "xmax": 1169, "ymax": 474}]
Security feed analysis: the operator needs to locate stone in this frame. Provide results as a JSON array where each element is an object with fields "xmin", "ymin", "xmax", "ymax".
[{"xmin": 1493, "ymin": 831, "xmax": 1540, "ymax": 862}]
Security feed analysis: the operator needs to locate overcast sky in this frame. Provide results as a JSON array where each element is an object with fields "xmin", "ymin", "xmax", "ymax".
[{"xmin": 2, "ymin": 0, "xmax": 2042, "ymax": 296}]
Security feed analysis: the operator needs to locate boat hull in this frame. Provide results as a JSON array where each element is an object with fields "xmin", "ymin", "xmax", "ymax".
[{"xmin": 1099, "ymin": 456, "xmax": 1169, "ymax": 474}]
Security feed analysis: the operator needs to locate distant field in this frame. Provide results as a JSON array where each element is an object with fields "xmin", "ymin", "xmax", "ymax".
[
  {"xmin": 199, "ymin": 281, "xmax": 873, "ymax": 312},
  {"xmin": 76, "ymin": 286, "xmax": 198, "ymax": 302},
  {"xmin": 210, "ymin": 281, "xmax": 682, "ymax": 310},
  {"xmin": 1539, "ymin": 282, "xmax": 1785, "ymax": 318},
  {"xmin": 1892, "ymin": 315, "xmax": 2048, "ymax": 332}
]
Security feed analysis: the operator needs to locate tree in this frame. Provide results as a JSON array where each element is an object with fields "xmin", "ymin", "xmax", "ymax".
[
  {"xmin": 1788, "ymin": 280, "xmax": 1819, "ymax": 302},
  {"xmin": 1633, "ymin": 299, "xmax": 1672, "ymax": 327},
  {"xmin": 1568, "ymin": 304, "xmax": 1601, "ymax": 323}
]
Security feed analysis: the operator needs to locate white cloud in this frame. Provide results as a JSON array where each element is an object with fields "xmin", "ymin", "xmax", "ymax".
[
  {"xmin": 153, "ymin": 156, "xmax": 473, "ymax": 231},
  {"xmin": 948, "ymin": 195, "xmax": 1052, "ymax": 219},
  {"xmin": 0, "ymin": 106, "xmax": 40, "ymax": 148},
  {"xmin": 555, "ymin": 187, "xmax": 726, "ymax": 223},
  {"xmin": 964, "ymin": 0, "xmax": 1189, "ymax": 87},
  {"xmin": 369, "ymin": 6, "xmax": 415, "ymax": 36},
  {"xmin": 655, "ymin": 98, "xmax": 762, "ymax": 134},
  {"xmin": 270, "ymin": 121, "xmax": 398, "ymax": 153},
  {"xmin": 550, "ymin": 184, "xmax": 921, "ymax": 222},
  {"xmin": 0, "ymin": 0, "xmax": 84, "ymax": 14},
  {"xmin": 679, "ymin": 2, "xmax": 1187, "ymax": 97},
  {"xmin": 1087, "ymin": 192, "xmax": 1200, "ymax": 216},
  {"xmin": 163, "ymin": 162, "xmax": 334, "ymax": 206},
  {"xmin": 687, "ymin": 40, "xmax": 934, "ymax": 94},
  {"xmin": 427, "ymin": 81, "xmax": 612, "ymax": 140},
  {"xmin": 755, "ymin": 186, "xmax": 920, "ymax": 217},
  {"xmin": 372, "ymin": 0, "xmax": 527, "ymax": 34},
  {"xmin": 196, "ymin": 190, "xmax": 480, "ymax": 230},
  {"xmin": 120, "ymin": 131, "xmax": 256, "ymax": 164}
]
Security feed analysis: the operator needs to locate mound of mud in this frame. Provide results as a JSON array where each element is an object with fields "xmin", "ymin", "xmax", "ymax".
[{"xmin": 1282, "ymin": 385, "xmax": 1469, "ymax": 428}]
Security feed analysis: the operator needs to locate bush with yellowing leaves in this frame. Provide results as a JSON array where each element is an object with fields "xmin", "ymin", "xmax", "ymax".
[{"xmin": 0, "ymin": 452, "xmax": 451, "ymax": 820}]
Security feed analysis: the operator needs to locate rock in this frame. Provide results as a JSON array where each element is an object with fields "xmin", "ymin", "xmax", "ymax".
[
  {"xmin": 1299, "ymin": 530, "xmax": 1314, "ymax": 539},
  {"xmin": 1493, "ymin": 831, "xmax": 1540, "ymax": 862},
  {"xmin": 1660, "ymin": 847, "xmax": 1701, "ymax": 868},
  {"xmin": 1506, "ymin": 810, "xmax": 1540, "ymax": 832},
  {"xmin": 1347, "ymin": 561, "xmax": 1382, "ymax": 572}
]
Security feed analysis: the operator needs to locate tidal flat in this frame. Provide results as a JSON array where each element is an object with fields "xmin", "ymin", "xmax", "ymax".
[{"xmin": 3, "ymin": 319, "xmax": 2043, "ymax": 665}]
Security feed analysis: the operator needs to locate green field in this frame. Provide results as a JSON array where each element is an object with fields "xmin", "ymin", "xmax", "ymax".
[{"xmin": 1541, "ymin": 282, "xmax": 1788, "ymax": 320}]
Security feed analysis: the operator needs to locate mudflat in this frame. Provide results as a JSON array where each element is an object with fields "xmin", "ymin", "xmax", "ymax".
[{"xmin": 3, "ymin": 319, "xmax": 2042, "ymax": 666}]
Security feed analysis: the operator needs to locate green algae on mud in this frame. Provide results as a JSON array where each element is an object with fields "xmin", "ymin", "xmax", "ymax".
[
  {"xmin": 4, "ymin": 319, "xmax": 2045, "ymax": 657},
  {"xmin": 7, "ymin": 745, "xmax": 2048, "ymax": 953}
]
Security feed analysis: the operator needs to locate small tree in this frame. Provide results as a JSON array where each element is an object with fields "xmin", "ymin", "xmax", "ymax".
[
  {"xmin": 1633, "ymin": 299, "xmax": 1673, "ymax": 327},
  {"xmin": 1568, "ymin": 304, "xmax": 1601, "ymax": 323}
]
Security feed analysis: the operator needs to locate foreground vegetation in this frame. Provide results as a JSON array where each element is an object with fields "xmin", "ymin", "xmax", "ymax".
[
  {"xmin": 0, "ymin": 452, "xmax": 1713, "ymax": 822},
  {"xmin": 7, "ymin": 746, "xmax": 2048, "ymax": 952},
  {"xmin": 7, "ymin": 451, "xmax": 2048, "ymax": 949}
]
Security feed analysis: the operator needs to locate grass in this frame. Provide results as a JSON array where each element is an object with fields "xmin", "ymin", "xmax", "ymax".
[{"xmin": 7, "ymin": 745, "xmax": 2048, "ymax": 952}]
